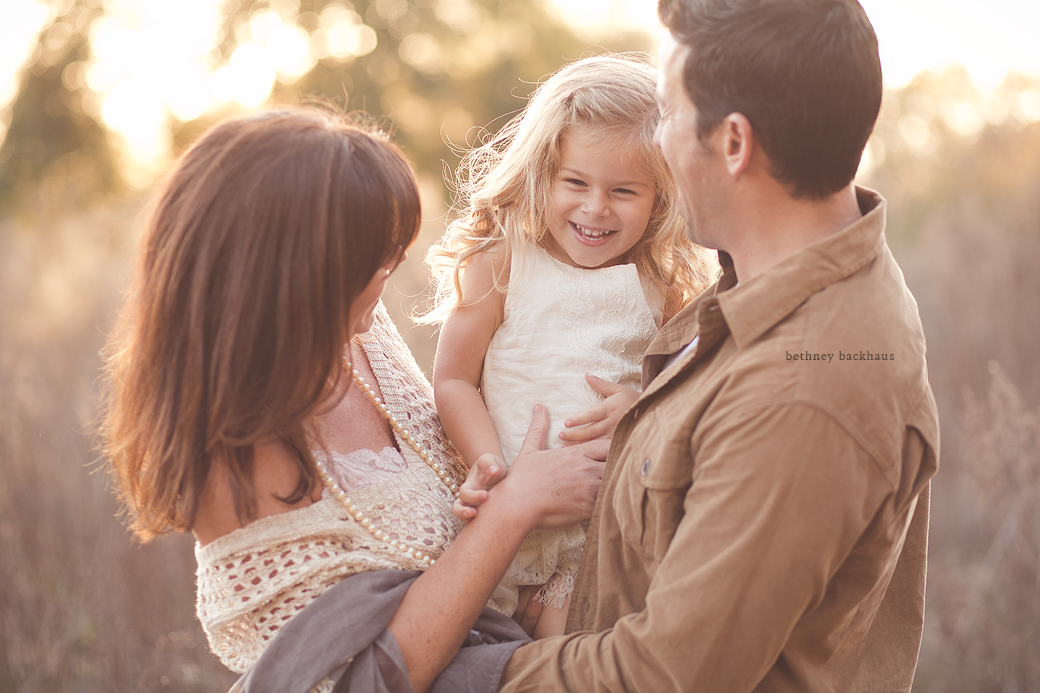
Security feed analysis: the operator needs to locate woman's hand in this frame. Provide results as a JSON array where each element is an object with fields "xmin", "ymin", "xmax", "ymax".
[
  {"xmin": 454, "ymin": 404, "xmax": 608, "ymax": 527},
  {"xmin": 391, "ymin": 406, "xmax": 606, "ymax": 693},
  {"xmin": 558, "ymin": 373, "xmax": 641, "ymax": 445},
  {"xmin": 488, "ymin": 404, "xmax": 608, "ymax": 529}
]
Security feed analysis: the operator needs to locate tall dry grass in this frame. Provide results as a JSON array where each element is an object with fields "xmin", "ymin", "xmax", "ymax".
[
  {"xmin": 1, "ymin": 77, "xmax": 1037, "ymax": 690},
  {"xmin": 870, "ymin": 72, "xmax": 1040, "ymax": 692},
  {"xmin": 909, "ymin": 363, "xmax": 1040, "ymax": 693},
  {"xmin": 0, "ymin": 203, "xmax": 237, "ymax": 692},
  {"xmin": 924, "ymin": 365, "xmax": 1039, "ymax": 692},
  {"xmin": 0, "ymin": 184, "xmax": 447, "ymax": 691}
]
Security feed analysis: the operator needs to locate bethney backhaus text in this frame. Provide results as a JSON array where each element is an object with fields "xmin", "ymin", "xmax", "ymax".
[{"xmin": 786, "ymin": 351, "xmax": 896, "ymax": 363}]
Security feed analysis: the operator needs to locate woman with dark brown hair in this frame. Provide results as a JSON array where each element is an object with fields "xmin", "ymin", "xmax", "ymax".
[{"xmin": 99, "ymin": 109, "xmax": 606, "ymax": 693}]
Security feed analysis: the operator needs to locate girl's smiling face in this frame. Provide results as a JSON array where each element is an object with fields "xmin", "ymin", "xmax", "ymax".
[{"xmin": 544, "ymin": 126, "xmax": 656, "ymax": 269}]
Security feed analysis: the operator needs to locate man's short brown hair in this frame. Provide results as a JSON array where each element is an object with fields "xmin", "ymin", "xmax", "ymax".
[{"xmin": 659, "ymin": 0, "xmax": 883, "ymax": 199}]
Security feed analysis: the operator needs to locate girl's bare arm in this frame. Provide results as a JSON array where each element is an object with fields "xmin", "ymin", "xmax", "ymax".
[{"xmin": 433, "ymin": 248, "xmax": 508, "ymax": 467}]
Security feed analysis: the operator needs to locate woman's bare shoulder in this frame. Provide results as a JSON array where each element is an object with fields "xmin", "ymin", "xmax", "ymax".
[{"xmin": 193, "ymin": 442, "xmax": 321, "ymax": 546}]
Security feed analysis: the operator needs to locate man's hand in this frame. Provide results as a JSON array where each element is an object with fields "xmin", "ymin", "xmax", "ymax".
[
  {"xmin": 512, "ymin": 585, "xmax": 546, "ymax": 637},
  {"xmin": 558, "ymin": 373, "xmax": 640, "ymax": 445}
]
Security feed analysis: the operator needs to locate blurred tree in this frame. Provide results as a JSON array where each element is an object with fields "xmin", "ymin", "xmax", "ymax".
[
  {"xmin": 0, "ymin": 0, "xmax": 653, "ymax": 213},
  {"xmin": 0, "ymin": 0, "xmax": 118, "ymax": 211},
  {"xmin": 867, "ymin": 67, "xmax": 1040, "ymax": 235},
  {"xmin": 863, "ymin": 67, "xmax": 1040, "ymax": 405},
  {"xmin": 859, "ymin": 71, "xmax": 1040, "ymax": 692},
  {"xmin": 205, "ymin": 0, "xmax": 654, "ymax": 182}
]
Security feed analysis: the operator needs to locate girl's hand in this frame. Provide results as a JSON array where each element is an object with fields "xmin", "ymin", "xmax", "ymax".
[
  {"xmin": 559, "ymin": 373, "xmax": 641, "ymax": 445},
  {"xmin": 452, "ymin": 453, "xmax": 507, "ymax": 522}
]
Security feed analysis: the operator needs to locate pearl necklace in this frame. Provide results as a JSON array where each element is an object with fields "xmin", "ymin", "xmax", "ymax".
[{"xmin": 312, "ymin": 357, "xmax": 460, "ymax": 567}]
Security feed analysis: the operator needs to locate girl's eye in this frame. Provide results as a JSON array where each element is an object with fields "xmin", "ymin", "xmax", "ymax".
[
  {"xmin": 564, "ymin": 178, "xmax": 587, "ymax": 187},
  {"xmin": 615, "ymin": 188, "xmax": 637, "ymax": 195}
]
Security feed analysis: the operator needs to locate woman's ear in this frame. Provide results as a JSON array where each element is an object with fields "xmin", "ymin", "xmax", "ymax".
[{"xmin": 720, "ymin": 112, "xmax": 754, "ymax": 178}]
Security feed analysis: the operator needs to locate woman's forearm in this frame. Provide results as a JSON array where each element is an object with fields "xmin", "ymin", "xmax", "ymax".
[
  {"xmin": 387, "ymin": 410, "xmax": 607, "ymax": 692},
  {"xmin": 387, "ymin": 483, "xmax": 533, "ymax": 693}
]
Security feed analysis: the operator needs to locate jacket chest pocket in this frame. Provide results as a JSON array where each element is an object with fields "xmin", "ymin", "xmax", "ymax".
[{"xmin": 613, "ymin": 411, "xmax": 693, "ymax": 568}]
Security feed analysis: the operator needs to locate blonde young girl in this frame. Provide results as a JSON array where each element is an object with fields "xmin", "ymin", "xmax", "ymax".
[{"xmin": 423, "ymin": 54, "xmax": 717, "ymax": 637}]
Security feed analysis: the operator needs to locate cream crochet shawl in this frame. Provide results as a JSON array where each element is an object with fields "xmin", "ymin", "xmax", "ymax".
[{"xmin": 195, "ymin": 303, "xmax": 467, "ymax": 673}]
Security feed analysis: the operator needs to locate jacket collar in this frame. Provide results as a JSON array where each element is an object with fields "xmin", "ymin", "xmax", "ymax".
[
  {"xmin": 718, "ymin": 186, "xmax": 887, "ymax": 350},
  {"xmin": 643, "ymin": 187, "xmax": 887, "ymax": 387}
]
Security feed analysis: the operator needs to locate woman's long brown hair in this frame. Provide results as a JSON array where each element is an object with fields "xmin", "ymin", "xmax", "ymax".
[{"xmin": 99, "ymin": 109, "xmax": 421, "ymax": 541}]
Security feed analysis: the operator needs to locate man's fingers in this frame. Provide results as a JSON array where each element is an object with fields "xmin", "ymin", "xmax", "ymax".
[
  {"xmin": 513, "ymin": 586, "xmax": 544, "ymax": 637},
  {"xmin": 517, "ymin": 404, "xmax": 550, "ymax": 456},
  {"xmin": 582, "ymin": 438, "xmax": 611, "ymax": 462}
]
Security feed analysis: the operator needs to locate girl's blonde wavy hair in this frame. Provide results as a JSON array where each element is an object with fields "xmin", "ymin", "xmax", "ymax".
[{"xmin": 422, "ymin": 53, "xmax": 718, "ymax": 324}]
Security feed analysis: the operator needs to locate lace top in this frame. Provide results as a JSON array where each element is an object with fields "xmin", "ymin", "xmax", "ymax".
[
  {"xmin": 326, "ymin": 446, "xmax": 408, "ymax": 490},
  {"xmin": 194, "ymin": 303, "xmax": 467, "ymax": 674},
  {"xmin": 481, "ymin": 245, "xmax": 660, "ymax": 613},
  {"xmin": 481, "ymin": 245, "xmax": 660, "ymax": 464}
]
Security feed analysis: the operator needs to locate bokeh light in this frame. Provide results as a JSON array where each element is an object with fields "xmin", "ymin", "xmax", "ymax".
[
  {"xmin": 553, "ymin": 0, "xmax": 1040, "ymax": 93},
  {"xmin": 549, "ymin": 0, "xmax": 655, "ymax": 39},
  {"xmin": 859, "ymin": 0, "xmax": 1040, "ymax": 90},
  {"xmin": 314, "ymin": 4, "xmax": 378, "ymax": 60},
  {"xmin": 2, "ymin": 0, "xmax": 1040, "ymax": 187},
  {"xmin": 86, "ymin": 0, "xmax": 225, "ymax": 184},
  {"xmin": 0, "ymin": 1, "xmax": 50, "ymax": 143}
]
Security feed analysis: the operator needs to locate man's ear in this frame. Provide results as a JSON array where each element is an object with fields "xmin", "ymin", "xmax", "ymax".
[{"xmin": 720, "ymin": 113, "xmax": 754, "ymax": 178}]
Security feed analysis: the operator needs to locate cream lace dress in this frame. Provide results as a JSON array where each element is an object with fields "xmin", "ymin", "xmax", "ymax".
[
  {"xmin": 195, "ymin": 303, "xmax": 467, "ymax": 675},
  {"xmin": 482, "ymin": 245, "xmax": 660, "ymax": 614}
]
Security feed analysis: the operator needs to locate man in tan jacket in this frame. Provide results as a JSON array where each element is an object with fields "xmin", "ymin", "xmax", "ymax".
[{"xmin": 488, "ymin": 0, "xmax": 939, "ymax": 691}]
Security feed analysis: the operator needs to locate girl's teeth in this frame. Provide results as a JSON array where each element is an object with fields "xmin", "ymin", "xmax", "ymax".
[{"xmin": 574, "ymin": 223, "xmax": 612, "ymax": 238}]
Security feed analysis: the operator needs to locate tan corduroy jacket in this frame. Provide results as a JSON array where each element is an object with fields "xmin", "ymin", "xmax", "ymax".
[{"xmin": 499, "ymin": 188, "xmax": 939, "ymax": 692}]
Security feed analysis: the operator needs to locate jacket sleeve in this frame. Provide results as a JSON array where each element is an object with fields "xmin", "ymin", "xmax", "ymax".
[{"xmin": 498, "ymin": 401, "xmax": 921, "ymax": 693}]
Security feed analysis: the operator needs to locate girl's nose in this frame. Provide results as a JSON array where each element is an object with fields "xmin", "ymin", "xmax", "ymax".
[{"xmin": 581, "ymin": 191, "xmax": 610, "ymax": 217}]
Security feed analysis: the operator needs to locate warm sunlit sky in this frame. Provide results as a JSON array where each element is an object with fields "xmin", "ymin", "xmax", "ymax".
[
  {"xmin": 1, "ymin": 0, "xmax": 1039, "ymax": 184},
  {"xmin": 554, "ymin": 0, "xmax": 1040, "ymax": 90}
]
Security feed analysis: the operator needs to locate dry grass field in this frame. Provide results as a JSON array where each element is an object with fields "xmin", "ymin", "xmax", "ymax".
[{"xmin": 2, "ymin": 70, "xmax": 1038, "ymax": 692}]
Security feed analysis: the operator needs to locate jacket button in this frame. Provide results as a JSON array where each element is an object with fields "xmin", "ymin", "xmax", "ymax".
[
  {"xmin": 583, "ymin": 600, "xmax": 592, "ymax": 615},
  {"xmin": 641, "ymin": 459, "xmax": 651, "ymax": 475}
]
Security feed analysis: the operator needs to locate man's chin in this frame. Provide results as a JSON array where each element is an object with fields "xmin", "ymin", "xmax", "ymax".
[
  {"xmin": 679, "ymin": 207, "xmax": 699, "ymax": 244},
  {"xmin": 677, "ymin": 198, "xmax": 694, "ymax": 227},
  {"xmin": 683, "ymin": 219, "xmax": 719, "ymax": 252}
]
